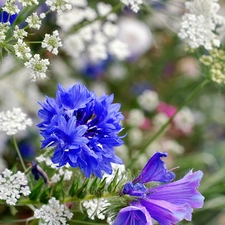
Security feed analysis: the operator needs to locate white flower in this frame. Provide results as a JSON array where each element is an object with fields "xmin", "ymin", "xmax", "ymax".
[
  {"xmin": 128, "ymin": 127, "xmax": 143, "ymax": 146},
  {"xmin": 17, "ymin": 0, "xmax": 38, "ymax": 7},
  {"xmin": 42, "ymin": 30, "xmax": 62, "ymax": 55},
  {"xmin": 118, "ymin": 17, "xmax": 152, "ymax": 58},
  {"xmin": 153, "ymin": 113, "xmax": 169, "ymax": 129},
  {"xmin": 46, "ymin": 0, "xmax": 72, "ymax": 14},
  {"xmin": 120, "ymin": 0, "xmax": 143, "ymax": 13},
  {"xmin": 26, "ymin": 13, "xmax": 42, "ymax": 30},
  {"xmin": 34, "ymin": 197, "xmax": 73, "ymax": 225},
  {"xmin": 126, "ymin": 109, "xmax": 145, "ymax": 127},
  {"xmin": 57, "ymin": 8, "xmax": 85, "ymax": 31},
  {"xmin": 88, "ymin": 43, "xmax": 108, "ymax": 61},
  {"xmin": 173, "ymin": 107, "xmax": 195, "ymax": 134},
  {"xmin": 14, "ymin": 39, "xmax": 32, "ymax": 60},
  {"xmin": 83, "ymin": 198, "xmax": 110, "ymax": 220},
  {"xmin": 69, "ymin": 0, "xmax": 87, "ymax": 7},
  {"xmin": 0, "ymin": 108, "xmax": 32, "ymax": 135},
  {"xmin": 13, "ymin": 26, "xmax": 28, "ymax": 39},
  {"xmin": 63, "ymin": 34, "xmax": 85, "ymax": 57},
  {"xmin": 0, "ymin": 22, "xmax": 10, "ymax": 43},
  {"xmin": 138, "ymin": 90, "xmax": 159, "ymax": 112},
  {"xmin": 108, "ymin": 39, "xmax": 130, "ymax": 60},
  {"xmin": 96, "ymin": 2, "xmax": 112, "ymax": 16},
  {"xmin": 24, "ymin": 54, "xmax": 50, "ymax": 82},
  {"xmin": 178, "ymin": 0, "xmax": 224, "ymax": 50},
  {"xmin": 0, "ymin": 169, "xmax": 30, "ymax": 205},
  {"xmin": 2, "ymin": 0, "xmax": 20, "ymax": 14}
]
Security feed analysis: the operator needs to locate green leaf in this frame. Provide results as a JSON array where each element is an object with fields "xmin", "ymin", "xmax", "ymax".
[{"xmin": 29, "ymin": 179, "xmax": 44, "ymax": 201}]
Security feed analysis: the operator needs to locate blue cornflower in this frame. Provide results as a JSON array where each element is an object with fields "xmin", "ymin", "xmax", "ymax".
[
  {"xmin": 113, "ymin": 152, "xmax": 204, "ymax": 225},
  {"xmin": 38, "ymin": 83, "xmax": 124, "ymax": 178}
]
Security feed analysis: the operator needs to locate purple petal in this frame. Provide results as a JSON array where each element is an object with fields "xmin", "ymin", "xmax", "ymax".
[
  {"xmin": 139, "ymin": 198, "xmax": 191, "ymax": 225},
  {"xmin": 132, "ymin": 152, "xmax": 175, "ymax": 184},
  {"xmin": 148, "ymin": 170, "xmax": 204, "ymax": 210},
  {"xmin": 113, "ymin": 205, "xmax": 153, "ymax": 225}
]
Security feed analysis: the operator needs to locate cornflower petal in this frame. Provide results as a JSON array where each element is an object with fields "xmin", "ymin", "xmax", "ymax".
[
  {"xmin": 38, "ymin": 83, "xmax": 124, "ymax": 177},
  {"xmin": 132, "ymin": 152, "xmax": 175, "ymax": 184}
]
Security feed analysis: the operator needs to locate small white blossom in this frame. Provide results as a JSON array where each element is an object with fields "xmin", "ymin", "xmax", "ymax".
[
  {"xmin": 173, "ymin": 107, "xmax": 195, "ymax": 134},
  {"xmin": 46, "ymin": 0, "xmax": 72, "ymax": 14},
  {"xmin": 63, "ymin": 34, "xmax": 85, "ymax": 57},
  {"xmin": 96, "ymin": 2, "xmax": 112, "ymax": 16},
  {"xmin": 108, "ymin": 39, "xmax": 130, "ymax": 60},
  {"xmin": 0, "ymin": 169, "xmax": 30, "ymax": 205},
  {"xmin": 69, "ymin": 0, "xmax": 87, "ymax": 7},
  {"xmin": 17, "ymin": 0, "xmax": 38, "ymax": 7},
  {"xmin": 0, "ymin": 22, "xmax": 10, "ymax": 43},
  {"xmin": 153, "ymin": 113, "xmax": 169, "ymax": 129},
  {"xmin": 24, "ymin": 54, "xmax": 50, "ymax": 82},
  {"xmin": 2, "ymin": 0, "xmax": 20, "ymax": 14},
  {"xmin": 88, "ymin": 43, "xmax": 108, "ymax": 61},
  {"xmin": 83, "ymin": 198, "xmax": 110, "ymax": 220},
  {"xmin": 0, "ymin": 108, "xmax": 32, "ymax": 135},
  {"xmin": 34, "ymin": 197, "xmax": 73, "ymax": 225},
  {"xmin": 14, "ymin": 39, "xmax": 32, "ymax": 60},
  {"xmin": 40, "ymin": 13, "xmax": 46, "ymax": 19},
  {"xmin": 102, "ymin": 22, "xmax": 118, "ymax": 38},
  {"xmin": 138, "ymin": 90, "xmax": 159, "ymax": 112},
  {"xmin": 13, "ymin": 26, "xmax": 28, "ymax": 39},
  {"xmin": 178, "ymin": 0, "xmax": 225, "ymax": 50},
  {"xmin": 127, "ymin": 109, "xmax": 145, "ymax": 127},
  {"xmin": 120, "ymin": 0, "xmax": 143, "ymax": 13},
  {"xmin": 42, "ymin": 30, "xmax": 62, "ymax": 55},
  {"xmin": 26, "ymin": 13, "xmax": 42, "ymax": 30}
]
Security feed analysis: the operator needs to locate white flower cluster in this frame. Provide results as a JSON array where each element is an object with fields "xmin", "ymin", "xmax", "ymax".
[
  {"xmin": 178, "ymin": 0, "xmax": 225, "ymax": 50},
  {"xmin": 46, "ymin": 0, "xmax": 72, "ymax": 14},
  {"xmin": 174, "ymin": 107, "xmax": 195, "ymax": 134},
  {"xmin": 83, "ymin": 163, "xmax": 126, "ymax": 221},
  {"xmin": 83, "ymin": 198, "xmax": 110, "ymax": 220},
  {"xmin": 34, "ymin": 197, "xmax": 73, "ymax": 225},
  {"xmin": 137, "ymin": 90, "xmax": 159, "ymax": 112},
  {"xmin": 1, "ymin": 1, "xmax": 64, "ymax": 82},
  {"xmin": 120, "ymin": 0, "xmax": 143, "ymax": 13},
  {"xmin": 59, "ymin": 1, "xmax": 130, "ymax": 61},
  {"xmin": 36, "ymin": 155, "xmax": 73, "ymax": 183},
  {"xmin": 0, "ymin": 169, "xmax": 31, "ymax": 205},
  {"xmin": 42, "ymin": 30, "xmax": 62, "ymax": 55},
  {"xmin": 0, "ymin": 108, "xmax": 32, "ymax": 135}
]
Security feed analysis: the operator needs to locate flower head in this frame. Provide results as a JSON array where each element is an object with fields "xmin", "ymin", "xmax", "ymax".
[
  {"xmin": 0, "ymin": 108, "xmax": 32, "ymax": 135},
  {"xmin": 113, "ymin": 152, "xmax": 204, "ymax": 225},
  {"xmin": 38, "ymin": 83, "xmax": 124, "ymax": 178},
  {"xmin": 34, "ymin": 197, "xmax": 73, "ymax": 225},
  {"xmin": 0, "ymin": 169, "xmax": 30, "ymax": 205}
]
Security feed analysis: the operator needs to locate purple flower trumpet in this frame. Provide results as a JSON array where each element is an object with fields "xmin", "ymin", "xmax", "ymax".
[{"xmin": 113, "ymin": 152, "xmax": 204, "ymax": 225}]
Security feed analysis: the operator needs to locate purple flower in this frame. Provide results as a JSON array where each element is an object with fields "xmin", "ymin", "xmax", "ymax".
[
  {"xmin": 38, "ymin": 83, "xmax": 124, "ymax": 178},
  {"xmin": 114, "ymin": 152, "xmax": 204, "ymax": 225}
]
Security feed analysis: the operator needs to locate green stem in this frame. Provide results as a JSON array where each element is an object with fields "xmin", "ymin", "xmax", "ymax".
[
  {"xmin": 128, "ymin": 79, "xmax": 210, "ymax": 168},
  {"xmin": 13, "ymin": 136, "xmax": 26, "ymax": 171}
]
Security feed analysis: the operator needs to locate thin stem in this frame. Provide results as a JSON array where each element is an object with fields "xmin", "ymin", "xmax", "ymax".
[
  {"xmin": 128, "ymin": 79, "xmax": 210, "ymax": 168},
  {"xmin": 13, "ymin": 135, "xmax": 26, "ymax": 171}
]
